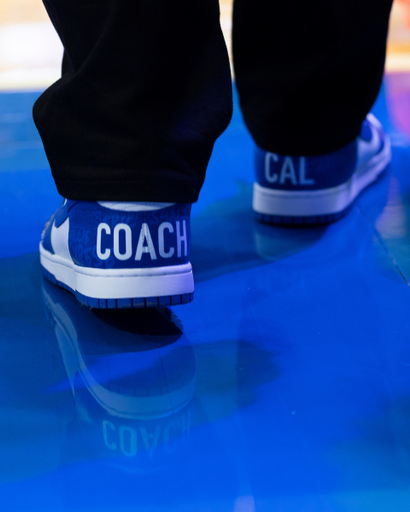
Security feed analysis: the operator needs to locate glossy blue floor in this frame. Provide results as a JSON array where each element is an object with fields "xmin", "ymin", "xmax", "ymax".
[{"xmin": 1, "ymin": 78, "xmax": 410, "ymax": 511}]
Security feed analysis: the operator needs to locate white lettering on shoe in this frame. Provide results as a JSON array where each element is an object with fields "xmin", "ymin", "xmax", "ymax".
[
  {"xmin": 135, "ymin": 223, "xmax": 157, "ymax": 261},
  {"xmin": 158, "ymin": 222, "xmax": 175, "ymax": 258},
  {"xmin": 114, "ymin": 223, "xmax": 132, "ymax": 260},
  {"xmin": 265, "ymin": 152, "xmax": 279, "ymax": 183},
  {"xmin": 265, "ymin": 153, "xmax": 315, "ymax": 186},
  {"xmin": 176, "ymin": 220, "xmax": 188, "ymax": 258},
  {"xmin": 96, "ymin": 221, "xmax": 190, "ymax": 261},
  {"xmin": 298, "ymin": 156, "xmax": 314, "ymax": 185},
  {"xmin": 96, "ymin": 223, "xmax": 111, "ymax": 260},
  {"xmin": 279, "ymin": 157, "xmax": 297, "ymax": 185}
]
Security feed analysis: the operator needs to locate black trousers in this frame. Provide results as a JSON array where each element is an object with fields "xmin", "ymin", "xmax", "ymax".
[{"xmin": 34, "ymin": 0, "xmax": 393, "ymax": 203}]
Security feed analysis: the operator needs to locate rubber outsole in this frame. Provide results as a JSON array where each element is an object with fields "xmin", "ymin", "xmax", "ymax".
[{"xmin": 42, "ymin": 267, "xmax": 194, "ymax": 309}]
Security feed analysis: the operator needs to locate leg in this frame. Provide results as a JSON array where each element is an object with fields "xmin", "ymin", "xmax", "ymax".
[
  {"xmin": 38, "ymin": 0, "xmax": 232, "ymax": 308},
  {"xmin": 233, "ymin": 0, "xmax": 393, "ymax": 224},
  {"xmin": 233, "ymin": 0, "xmax": 393, "ymax": 155},
  {"xmin": 35, "ymin": 0, "xmax": 232, "ymax": 202}
]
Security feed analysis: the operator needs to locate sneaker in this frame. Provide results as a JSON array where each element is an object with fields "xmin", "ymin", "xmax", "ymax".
[
  {"xmin": 253, "ymin": 113, "xmax": 391, "ymax": 225},
  {"xmin": 40, "ymin": 200, "xmax": 194, "ymax": 308}
]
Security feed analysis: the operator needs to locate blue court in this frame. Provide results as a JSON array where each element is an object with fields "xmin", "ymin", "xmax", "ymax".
[{"xmin": 1, "ymin": 77, "xmax": 410, "ymax": 511}]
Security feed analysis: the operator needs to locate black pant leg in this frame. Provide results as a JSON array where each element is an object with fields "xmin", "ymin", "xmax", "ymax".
[
  {"xmin": 233, "ymin": 0, "xmax": 393, "ymax": 155},
  {"xmin": 34, "ymin": 0, "xmax": 232, "ymax": 202}
]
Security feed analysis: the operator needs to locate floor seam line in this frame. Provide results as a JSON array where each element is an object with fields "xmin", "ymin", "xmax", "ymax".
[{"xmin": 357, "ymin": 203, "xmax": 410, "ymax": 286}]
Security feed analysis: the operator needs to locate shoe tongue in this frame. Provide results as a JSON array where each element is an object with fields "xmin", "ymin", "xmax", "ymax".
[{"xmin": 360, "ymin": 119, "xmax": 372, "ymax": 142}]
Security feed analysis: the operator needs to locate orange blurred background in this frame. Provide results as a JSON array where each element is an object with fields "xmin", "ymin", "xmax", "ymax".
[{"xmin": 0, "ymin": 0, "xmax": 409, "ymax": 90}]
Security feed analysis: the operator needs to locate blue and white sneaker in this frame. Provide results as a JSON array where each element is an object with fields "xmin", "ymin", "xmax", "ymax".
[
  {"xmin": 253, "ymin": 113, "xmax": 391, "ymax": 225},
  {"xmin": 40, "ymin": 201, "xmax": 194, "ymax": 308}
]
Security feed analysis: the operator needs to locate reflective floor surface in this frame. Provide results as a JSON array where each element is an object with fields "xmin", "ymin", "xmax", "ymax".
[{"xmin": 1, "ymin": 77, "xmax": 410, "ymax": 511}]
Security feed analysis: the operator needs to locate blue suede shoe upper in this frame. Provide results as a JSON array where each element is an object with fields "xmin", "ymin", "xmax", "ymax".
[
  {"xmin": 44, "ymin": 200, "xmax": 191, "ymax": 270},
  {"xmin": 255, "ymin": 139, "xmax": 358, "ymax": 191}
]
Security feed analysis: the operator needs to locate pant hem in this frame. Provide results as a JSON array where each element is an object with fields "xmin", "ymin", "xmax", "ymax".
[
  {"xmin": 55, "ymin": 178, "xmax": 201, "ymax": 203},
  {"xmin": 245, "ymin": 119, "xmax": 364, "ymax": 156}
]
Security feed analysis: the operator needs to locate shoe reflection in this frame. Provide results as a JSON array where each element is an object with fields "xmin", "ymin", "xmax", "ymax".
[{"xmin": 42, "ymin": 278, "xmax": 196, "ymax": 473}]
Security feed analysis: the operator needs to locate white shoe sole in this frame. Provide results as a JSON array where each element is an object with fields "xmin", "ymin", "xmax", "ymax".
[{"xmin": 40, "ymin": 243, "xmax": 194, "ymax": 307}]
